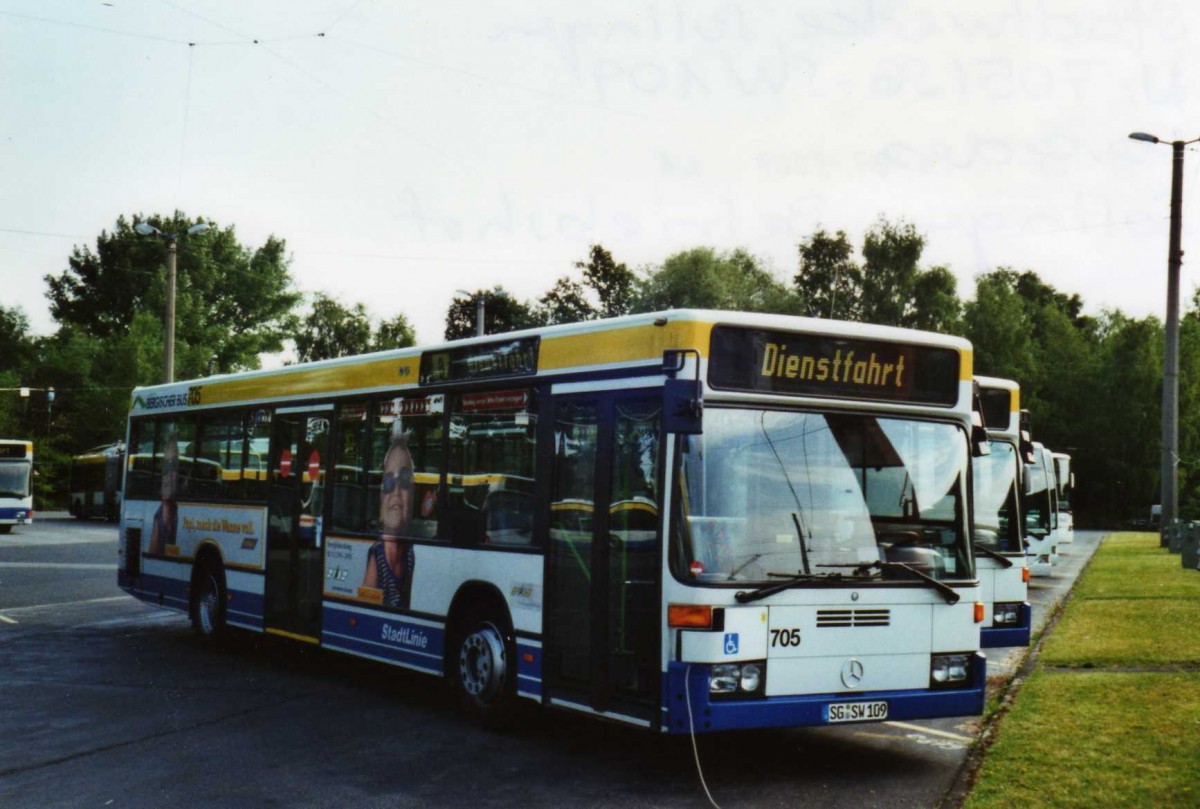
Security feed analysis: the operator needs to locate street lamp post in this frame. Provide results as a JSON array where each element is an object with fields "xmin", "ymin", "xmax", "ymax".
[
  {"xmin": 1129, "ymin": 131, "xmax": 1200, "ymax": 543},
  {"xmin": 135, "ymin": 221, "xmax": 210, "ymax": 383},
  {"xmin": 455, "ymin": 289, "xmax": 485, "ymax": 337}
]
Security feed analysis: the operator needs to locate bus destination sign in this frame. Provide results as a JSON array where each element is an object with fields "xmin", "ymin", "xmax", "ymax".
[
  {"xmin": 979, "ymin": 387, "xmax": 1014, "ymax": 430},
  {"xmin": 0, "ymin": 443, "xmax": 29, "ymax": 459},
  {"xmin": 708, "ymin": 326, "xmax": 960, "ymax": 406},
  {"xmin": 420, "ymin": 337, "xmax": 539, "ymax": 385}
]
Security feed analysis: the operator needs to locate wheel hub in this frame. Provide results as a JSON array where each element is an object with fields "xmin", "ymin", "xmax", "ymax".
[{"xmin": 459, "ymin": 623, "xmax": 506, "ymax": 701}]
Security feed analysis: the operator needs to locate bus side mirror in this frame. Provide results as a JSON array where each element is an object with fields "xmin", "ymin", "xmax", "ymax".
[
  {"xmin": 1020, "ymin": 432, "xmax": 1036, "ymax": 464},
  {"xmin": 969, "ymin": 405, "xmax": 990, "ymax": 458},
  {"xmin": 971, "ymin": 422, "xmax": 990, "ymax": 457},
  {"xmin": 663, "ymin": 350, "xmax": 703, "ymax": 434}
]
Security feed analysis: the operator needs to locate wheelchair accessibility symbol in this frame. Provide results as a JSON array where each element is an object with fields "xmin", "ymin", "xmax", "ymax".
[{"xmin": 724, "ymin": 633, "xmax": 739, "ymax": 655}]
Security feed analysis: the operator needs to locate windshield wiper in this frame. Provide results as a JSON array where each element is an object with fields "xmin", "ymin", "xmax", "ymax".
[
  {"xmin": 734, "ymin": 571, "xmax": 842, "ymax": 604},
  {"xmin": 972, "ymin": 542, "xmax": 1014, "ymax": 568},
  {"xmin": 818, "ymin": 560, "xmax": 961, "ymax": 605}
]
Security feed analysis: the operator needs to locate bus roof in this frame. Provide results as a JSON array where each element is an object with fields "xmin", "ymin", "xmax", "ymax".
[{"xmin": 129, "ymin": 309, "xmax": 973, "ymax": 416}]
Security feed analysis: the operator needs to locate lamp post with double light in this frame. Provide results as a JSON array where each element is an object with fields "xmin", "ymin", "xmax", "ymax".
[
  {"xmin": 135, "ymin": 220, "xmax": 210, "ymax": 383},
  {"xmin": 1129, "ymin": 131, "xmax": 1200, "ymax": 542}
]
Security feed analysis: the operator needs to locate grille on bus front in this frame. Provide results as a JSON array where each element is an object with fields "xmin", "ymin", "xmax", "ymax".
[{"xmin": 816, "ymin": 609, "xmax": 891, "ymax": 628}]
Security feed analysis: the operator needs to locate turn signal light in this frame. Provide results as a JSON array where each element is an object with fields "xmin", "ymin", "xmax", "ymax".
[
  {"xmin": 1022, "ymin": 567, "xmax": 1031, "ymax": 583},
  {"xmin": 974, "ymin": 602, "xmax": 985, "ymax": 624},
  {"xmin": 668, "ymin": 604, "xmax": 713, "ymax": 628}
]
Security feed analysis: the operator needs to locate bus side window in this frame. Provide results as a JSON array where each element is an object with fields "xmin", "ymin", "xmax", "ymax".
[
  {"xmin": 243, "ymin": 412, "xmax": 271, "ymax": 502},
  {"xmin": 127, "ymin": 419, "xmax": 157, "ymax": 500},
  {"xmin": 448, "ymin": 390, "xmax": 536, "ymax": 546},
  {"xmin": 332, "ymin": 403, "xmax": 369, "ymax": 533}
]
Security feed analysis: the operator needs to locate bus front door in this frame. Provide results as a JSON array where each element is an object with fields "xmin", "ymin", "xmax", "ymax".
[
  {"xmin": 544, "ymin": 393, "xmax": 661, "ymax": 724},
  {"xmin": 265, "ymin": 410, "xmax": 329, "ymax": 642}
]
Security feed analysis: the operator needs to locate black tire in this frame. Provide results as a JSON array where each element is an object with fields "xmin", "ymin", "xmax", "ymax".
[
  {"xmin": 190, "ymin": 559, "xmax": 228, "ymax": 640},
  {"xmin": 452, "ymin": 611, "xmax": 517, "ymax": 729},
  {"xmin": 0, "ymin": 525, "xmax": 11, "ymax": 535}
]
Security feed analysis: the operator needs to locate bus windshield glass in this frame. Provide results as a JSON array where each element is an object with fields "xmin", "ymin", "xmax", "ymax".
[
  {"xmin": 674, "ymin": 407, "xmax": 972, "ymax": 585},
  {"xmin": 972, "ymin": 440, "xmax": 1021, "ymax": 553},
  {"xmin": 0, "ymin": 461, "xmax": 32, "ymax": 498}
]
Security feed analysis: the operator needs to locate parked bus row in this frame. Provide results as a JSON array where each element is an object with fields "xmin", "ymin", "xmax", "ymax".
[{"xmin": 111, "ymin": 309, "xmax": 1080, "ymax": 736}]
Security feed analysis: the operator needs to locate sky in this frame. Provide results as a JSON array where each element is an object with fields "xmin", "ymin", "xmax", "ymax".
[{"xmin": 3, "ymin": 0, "xmax": 1199, "ymax": 358}]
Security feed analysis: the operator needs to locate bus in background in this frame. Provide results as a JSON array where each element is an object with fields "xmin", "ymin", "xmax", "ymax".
[
  {"xmin": 118, "ymin": 310, "xmax": 987, "ymax": 734},
  {"xmin": 69, "ymin": 442, "xmax": 125, "ymax": 521},
  {"xmin": 1042, "ymin": 446, "xmax": 1062, "ymax": 562},
  {"xmin": 1053, "ymin": 452, "xmax": 1074, "ymax": 544},
  {"xmin": 1024, "ymin": 440, "xmax": 1056, "ymax": 576},
  {"xmin": 0, "ymin": 440, "xmax": 34, "ymax": 534},
  {"xmin": 973, "ymin": 377, "xmax": 1032, "ymax": 648}
]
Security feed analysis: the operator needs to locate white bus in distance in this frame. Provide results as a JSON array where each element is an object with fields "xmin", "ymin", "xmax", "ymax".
[
  {"xmin": 117, "ymin": 310, "xmax": 988, "ymax": 734},
  {"xmin": 1024, "ymin": 441, "xmax": 1057, "ymax": 577},
  {"xmin": 972, "ymin": 377, "xmax": 1032, "ymax": 648},
  {"xmin": 1053, "ymin": 451, "xmax": 1074, "ymax": 544},
  {"xmin": 0, "ymin": 440, "xmax": 34, "ymax": 533}
]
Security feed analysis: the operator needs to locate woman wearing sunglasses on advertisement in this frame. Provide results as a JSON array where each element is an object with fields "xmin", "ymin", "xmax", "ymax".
[{"xmin": 362, "ymin": 437, "xmax": 416, "ymax": 609}]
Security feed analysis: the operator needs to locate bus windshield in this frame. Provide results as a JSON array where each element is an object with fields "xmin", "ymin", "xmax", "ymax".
[
  {"xmin": 0, "ymin": 462, "xmax": 32, "ymax": 499},
  {"xmin": 675, "ymin": 408, "xmax": 972, "ymax": 585},
  {"xmin": 972, "ymin": 440, "xmax": 1021, "ymax": 553}
]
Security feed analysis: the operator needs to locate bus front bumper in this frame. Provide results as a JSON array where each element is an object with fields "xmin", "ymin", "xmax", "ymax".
[
  {"xmin": 981, "ymin": 602, "xmax": 1032, "ymax": 648},
  {"xmin": 663, "ymin": 652, "xmax": 986, "ymax": 734}
]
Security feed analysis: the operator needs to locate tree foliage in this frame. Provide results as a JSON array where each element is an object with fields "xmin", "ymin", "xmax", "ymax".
[
  {"xmin": 45, "ymin": 213, "xmax": 301, "ymax": 376},
  {"xmin": 795, "ymin": 229, "xmax": 862, "ymax": 320},
  {"xmin": 635, "ymin": 247, "xmax": 799, "ymax": 314},
  {"xmin": 444, "ymin": 287, "xmax": 538, "ymax": 341}
]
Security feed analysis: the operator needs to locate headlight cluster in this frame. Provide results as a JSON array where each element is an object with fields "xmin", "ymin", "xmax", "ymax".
[
  {"xmin": 993, "ymin": 603, "xmax": 1022, "ymax": 625},
  {"xmin": 930, "ymin": 654, "xmax": 971, "ymax": 687},
  {"xmin": 709, "ymin": 662, "xmax": 766, "ymax": 698}
]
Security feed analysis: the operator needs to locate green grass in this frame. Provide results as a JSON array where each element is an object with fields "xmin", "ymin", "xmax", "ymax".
[
  {"xmin": 964, "ymin": 671, "xmax": 1200, "ymax": 809},
  {"xmin": 1041, "ymin": 598, "xmax": 1200, "ymax": 667},
  {"xmin": 964, "ymin": 532, "xmax": 1200, "ymax": 807}
]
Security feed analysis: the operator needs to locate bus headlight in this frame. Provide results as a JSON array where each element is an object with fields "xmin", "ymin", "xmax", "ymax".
[
  {"xmin": 709, "ymin": 662, "xmax": 766, "ymax": 699},
  {"xmin": 993, "ymin": 603, "xmax": 1022, "ymax": 625},
  {"xmin": 930, "ymin": 654, "xmax": 971, "ymax": 687}
]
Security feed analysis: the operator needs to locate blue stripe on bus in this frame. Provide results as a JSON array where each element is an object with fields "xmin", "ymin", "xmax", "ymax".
[
  {"xmin": 662, "ymin": 652, "xmax": 987, "ymax": 734},
  {"xmin": 320, "ymin": 604, "xmax": 544, "ymax": 697},
  {"xmin": 322, "ymin": 605, "xmax": 446, "ymax": 672},
  {"xmin": 119, "ymin": 572, "xmax": 263, "ymax": 628},
  {"xmin": 980, "ymin": 602, "xmax": 1032, "ymax": 648},
  {"xmin": 0, "ymin": 507, "xmax": 32, "ymax": 521}
]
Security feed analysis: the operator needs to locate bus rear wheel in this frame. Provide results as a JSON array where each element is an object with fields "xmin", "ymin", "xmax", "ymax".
[
  {"xmin": 454, "ymin": 617, "xmax": 516, "ymax": 728},
  {"xmin": 191, "ymin": 560, "xmax": 227, "ymax": 639}
]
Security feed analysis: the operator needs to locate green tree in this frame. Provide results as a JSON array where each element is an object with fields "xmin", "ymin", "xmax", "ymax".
[
  {"xmin": 860, "ymin": 218, "xmax": 924, "ymax": 326},
  {"xmin": 794, "ymin": 229, "xmax": 862, "ymax": 320},
  {"xmin": 906, "ymin": 265, "xmax": 962, "ymax": 334},
  {"xmin": 294, "ymin": 293, "xmax": 373, "ymax": 363},
  {"xmin": 444, "ymin": 287, "xmax": 538, "ymax": 341},
  {"xmin": 45, "ymin": 213, "xmax": 301, "ymax": 376},
  {"xmin": 372, "ymin": 312, "xmax": 417, "ymax": 352},
  {"xmin": 635, "ymin": 247, "xmax": 799, "ymax": 314},
  {"xmin": 535, "ymin": 277, "xmax": 595, "ymax": 326},
  {"xmin": 578, "ymin": 244, "xmax": 637, "ymax": 318},
  {"xmin": 964, "ymin": 270, "xmax": 1038, "ymax": 385}
]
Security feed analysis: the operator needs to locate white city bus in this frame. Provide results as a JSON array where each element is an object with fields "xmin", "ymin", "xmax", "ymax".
[
  {"xmin": 118, "ymin": 310, "xmax": 986, "ymax": 733},
  {"xmin": 973, "ymin": 377, "xmax": 1031, "ymax": 647},
  {"xmin": 1052, "ymin": 452, "xmax": 1074, "ymax": 544},
  {"xmin": 1024, "ymin": 441, "xmax": 1057, "ymax": 576},
  {"xmin": 0, "ymin": 439, "xmax": 34, "ymax": 534}
]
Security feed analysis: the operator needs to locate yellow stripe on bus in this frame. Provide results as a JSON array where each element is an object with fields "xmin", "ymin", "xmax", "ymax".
[
  {"xmin": 539, "ymin": 320, "xmax": 712, "ymax": 370},
  {"xmin": 264, "ymin": 628, "xmax": 320, "ymax": 645}
]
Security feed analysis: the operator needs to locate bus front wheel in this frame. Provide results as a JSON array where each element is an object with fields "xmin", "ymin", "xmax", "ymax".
[{"xmin": 454, "ymin": 616, "xmax": 516, "ymax": 728}]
